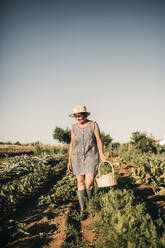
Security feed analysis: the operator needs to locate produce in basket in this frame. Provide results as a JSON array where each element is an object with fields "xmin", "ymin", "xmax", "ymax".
[{"xmin": 96, "ymin": 161, "xmax": 117, "ymax": 188}]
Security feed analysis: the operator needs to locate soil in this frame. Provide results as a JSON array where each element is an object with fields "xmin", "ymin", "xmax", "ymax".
[
  {"xmin": 81, "ymin": 216, "xmax": 96, "ymax": 242},
  {"xmin": 8, "ymin": 204, "xmax": 72, "ymax": 248}
]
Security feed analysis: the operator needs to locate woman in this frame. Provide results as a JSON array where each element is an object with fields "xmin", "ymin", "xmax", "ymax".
[{"xmin": 67, "ymin": 105, "xmax": 107, "ymax": 220}]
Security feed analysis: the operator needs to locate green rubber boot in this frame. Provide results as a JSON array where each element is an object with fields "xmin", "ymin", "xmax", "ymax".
[
  {"xmin": 77, "ymin": 189, "xmax": 87, "ymax": 220},
  {"xmin": 86, "ymin": 188, "xmax": 93, "ymax": 200},
  {"xmin": 86, "ymin": 188, "xmax": 94, "ymax": 216}
]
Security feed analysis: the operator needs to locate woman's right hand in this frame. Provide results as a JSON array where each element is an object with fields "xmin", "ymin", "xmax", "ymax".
[
  {"xmin": 67, "ymin": 161, "xmax": 72, "ymax": 172},
  {"xmin": 100, "ymin": 153, "xmax": 107, "ymax": 164}
]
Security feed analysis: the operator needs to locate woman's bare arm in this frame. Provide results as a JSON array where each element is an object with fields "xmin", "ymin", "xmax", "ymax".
[
  {"xmin": 94, "ymin": 122, "xmax": 106, "ymax": 163},
  {"xmin": 67, "ymin": 125, "xmax": 75, "ymax": 171}
]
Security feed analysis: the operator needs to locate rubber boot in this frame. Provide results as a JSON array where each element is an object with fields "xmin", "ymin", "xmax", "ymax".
[
  {"xmin": 86, "ymin": 188, "xmax": 94, "ymax": 217},
  {"xmin": 77, "ymin": 189, "xmax": 87, "ymax": 220},
  {"xmin": 86, "ymin": 188, "xmax": 93, "ymax": 200}
]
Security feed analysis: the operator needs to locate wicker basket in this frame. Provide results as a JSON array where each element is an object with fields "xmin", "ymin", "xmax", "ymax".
[{"xmin": 96, "ymin": 161, "xmax": 117, "ymax": 188}]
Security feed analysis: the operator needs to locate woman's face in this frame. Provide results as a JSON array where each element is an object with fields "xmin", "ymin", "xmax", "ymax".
[{"xmin": 74, "ymin": 113, "xmax": 87, "ymax": 123}]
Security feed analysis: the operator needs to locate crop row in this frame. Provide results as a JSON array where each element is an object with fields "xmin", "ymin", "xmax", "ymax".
[
  {"xmin": 0, "ymin": 153, "xmax": 65, "ymax": 179},
  {"xmin": 0, "ymin": 156, "xmax": 67, "ymax": 247},
  {"xmin": 113, "ymin": 154, "xmax": 165, "ymax": 193},
  {"xmin": 90, "ymin": 187, "xmax": 164, "ymax": 247},
  {"xmin": 37, "ymin": 170, "xmax": 77, "ymax": 209},
  {"xmin": 64, "ymin": 183, "xmax": 165, "ymax": 247},
  {"xmin": 0, "ymin": 158, "xmax": 66, "ymax": 217}
]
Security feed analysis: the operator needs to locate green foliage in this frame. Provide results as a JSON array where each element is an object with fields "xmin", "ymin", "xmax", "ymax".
[
  {"xmin": 0, "ymin": 155, "xmax": 67, "ymax": 246},
  {"xmin": 64, "ymin": 183, "xmax": 165, "ymax": 247},
  {"xmin": 105, "ymin": 142, "xmax": 121, "ymax": 157},
  {"xmin": 0, "ymin": 165, "xmax": 53, "ymax": 208},
  {"xmin": 87, "ymin": 188, "xmax": 165, "ymax": 248},
  {"xmin": 53, "ymin": 126, "xmax": 71, "ymax": 144},
  {"xmin": 34, "ymin": 143, "xmax": 43, "ymax": 155},
  {"xmin": 100, "ymin": 131, "xmax": 113, "ymax": 148},
  {"xmin": 111, "ymin": 142, "xmax": 120, "ymax": 150},
  {"xmin": 31, "ymin": 141, "xmax": 42, "ymax": 146},
  {"xmin": 0, "ymin": 155, "xmax": 66, "ymax": 215},
  {"xmin": 8, "ymin": 219, "xmax": 30, "ymax": 236},
  {"xmin": 33, "ymin": 143, "xmax": 68, "ymax": 157},
  {"xmin": 38, "ymin": 171, "xmax": 77, "ymax": 208},
  {"xmin": 14, "ymin": 141, "xmax": 21, "ymax": 145},
  {"xmin": 157, "ymin": 144, "xmax": 165, "ymax": 154},
  {"xmin": 0, "ymin": 154, "xmax": 64, "ymax": 178},
  {"xmin": 99, "ymin": 161, "xmax": 117, "ymax": 175},
  {"xmin": 107, "ymin": 142, "xmax": 165, "ymax": 192},
  {"xmin": 129, "ymin": 156, "xmax": 165, "ymax": 192},
  {"xmin": 130, "ymin": 131, "xmax": 157, "ymax": 154}
]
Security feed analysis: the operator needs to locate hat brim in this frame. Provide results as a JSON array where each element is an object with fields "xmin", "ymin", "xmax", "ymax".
[{"xmin": 69, "ymin": 112, "xmax": 90, "ymax": 118}]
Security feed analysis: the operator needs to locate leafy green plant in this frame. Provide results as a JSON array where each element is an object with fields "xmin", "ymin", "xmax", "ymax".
[
  {"xmin": 87, "ymin": 188, "xmax": 165, "ymax": 247},
  {"xmin": 37, "ymin": 171, "xmax": 77, "ymax": 208}
]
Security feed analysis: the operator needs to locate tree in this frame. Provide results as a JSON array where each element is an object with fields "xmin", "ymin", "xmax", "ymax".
[
  {"xmin": 100, "ymin": 131, "xmax": 113, "ymax": 148},
  {"xmin": 14, "ymin": 141, "xmax": 21, "ymax": 145},
  {"xmin": 53, "ymin": 126, "xmax": 113, "ymax": 146},
  {"xmin": 53, "ymin": 126, "xmax": 71, "ymax": 144},
  {"xmin": 130, "ymin": 131, "xmax": 157, "ymax": 154}
]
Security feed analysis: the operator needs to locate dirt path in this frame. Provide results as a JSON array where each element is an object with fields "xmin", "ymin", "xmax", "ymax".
[
  {"xmin": 81, "ymin": 216, "xmax": 96, "ymax": 242},
  {"xmin": 42, "ymin": 203, "xmax": 72, "ymax": 248},
  {"xmin": 7, "ymin": 204, "xmax": 72, "ymax": 248}
]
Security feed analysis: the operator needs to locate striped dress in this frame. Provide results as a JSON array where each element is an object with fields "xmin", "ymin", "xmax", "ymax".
[{"xmin": 71, "ymin": 121, "xmax": 99, "ymax": 175}]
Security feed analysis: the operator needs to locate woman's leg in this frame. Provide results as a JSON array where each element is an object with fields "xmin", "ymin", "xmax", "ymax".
[
  {"xmin": 85, "ymin": 173, "xmax": 95, "ymax": 199},
  {"xmin": 76, "ymin": 175, "xmax": 85, "ymax": 190},
  {"xmin": 85, "ymin": 173, "xmax": 95, "ymax": 189},
  {"xmin": 76, "ymin": 175, "xmax": 87, "ymax": 220}
]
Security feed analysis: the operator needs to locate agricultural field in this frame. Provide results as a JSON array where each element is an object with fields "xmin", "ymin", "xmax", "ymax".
[
  {"xmin": 0, "ymin": 144, "xmax": 35, "ymax": 157},
  {"xmin": 0, "ymin": 144, "xmax": 165, "ymax": 248}
]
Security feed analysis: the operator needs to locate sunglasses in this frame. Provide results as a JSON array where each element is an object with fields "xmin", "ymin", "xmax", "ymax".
[{"xmin": 74, "ymin": 113, "xmax": 83, "ymax": 118}]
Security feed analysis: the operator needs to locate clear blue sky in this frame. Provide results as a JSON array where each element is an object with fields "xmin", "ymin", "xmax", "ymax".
[{"xmin": 1, "ymin": 0, "xmax": 165, "ymax": 144}]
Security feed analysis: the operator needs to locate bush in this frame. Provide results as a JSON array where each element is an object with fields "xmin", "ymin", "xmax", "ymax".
[{"xmin": 130, "ymin": 131, "xmax": 157, "ymax": 154}]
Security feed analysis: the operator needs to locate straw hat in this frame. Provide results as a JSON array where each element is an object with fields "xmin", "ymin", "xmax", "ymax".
[{"xmin": 69, "ymin": 105, "xmax": 90, "ymax": 117}]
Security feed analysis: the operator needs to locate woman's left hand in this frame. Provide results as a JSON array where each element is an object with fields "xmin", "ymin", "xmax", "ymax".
[{"xmin": 100, "ymin": 153, "xmax": 107, "ymax": 163}]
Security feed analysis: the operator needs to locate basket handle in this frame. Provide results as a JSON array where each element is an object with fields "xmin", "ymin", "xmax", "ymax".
[{"xmin": 98, "ymin": 160, "xmax": 115, "ymax": 177}]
